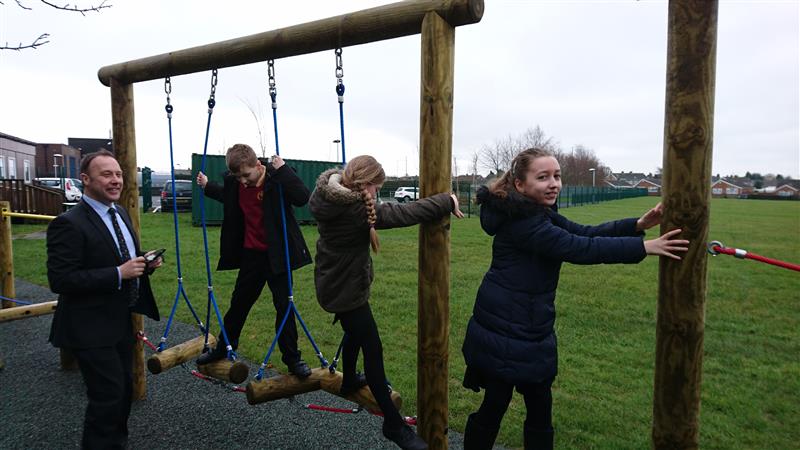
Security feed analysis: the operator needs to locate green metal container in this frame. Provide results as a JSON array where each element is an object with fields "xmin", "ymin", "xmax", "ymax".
[{"xmin": 191, "ymin": 153, "xmax": 339, "ymax": 226}]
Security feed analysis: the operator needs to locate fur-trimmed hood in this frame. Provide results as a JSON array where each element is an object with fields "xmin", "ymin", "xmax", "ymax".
[
  {"xmin": 309, "ymin": 168, "xmax": 365, "ymax": 222},
  {"xmin": 476, "ymin": 185, "xmax": 554, "ymax": 236},
  {"xmin": 314, "ymin": 168, "xmax": 361, "ymax": 205}
]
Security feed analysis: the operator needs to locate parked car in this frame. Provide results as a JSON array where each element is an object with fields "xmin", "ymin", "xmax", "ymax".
[
  {"xmin": 34, "ymin": 177, "xmax": 83, "ymax": 201},
  {"xmin": 394, "ymin": 186, "xmax": 418, "ymax": 202},
  {"xmin": 161, "ymin": 180, "xmax": 193, "ymax": 211}
]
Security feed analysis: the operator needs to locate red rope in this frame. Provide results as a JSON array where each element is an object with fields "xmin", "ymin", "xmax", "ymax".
[
  {"xmin": 190, "ymin": 369, "xmax": 246, "ymax": 392},
  {"xmin": 136, "ymin": 331, "xmax": 159, "ymax": 352},
  {"xmin": 304, "ymin": 403, "xmax": 417, "ymax": 426},
  {"xmin": 709, "ymin": 242, "xmax": 800, "ymax": 272}
]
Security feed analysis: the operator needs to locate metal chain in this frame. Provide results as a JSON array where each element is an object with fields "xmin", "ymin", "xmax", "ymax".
[
  {"xmin": 335, "ymin": 48, "xmax": 344, "ymax": 80},
  {"xmin": 335, "ymin": 48, "xmax": 345, "ymax": 101},
  {"xmin": 164, "ymin": 77, "xmax": 173, "ymax": 117},
  {"xmin": 208, "ymin": 69, "xmax": 218, "ymax": 110},
  {"xmin": 267, "ymin": 59, "xmax": 277, "ymax": 106}
]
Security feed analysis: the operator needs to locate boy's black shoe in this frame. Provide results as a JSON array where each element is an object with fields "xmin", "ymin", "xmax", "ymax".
[
  {"xmin": 382, "ymin": 424, "xmax": 428, "ymax": 450},
  {"xmin": 288, "ymin": 359, "xmax": 312, "ymax": 378},
  {"xmin": 340, "ymin": 372, "xmax": 369, "ymax": 396},
  {"xmin": 196, "ymin": 340, "xmax": 227, "ymax": 365}
]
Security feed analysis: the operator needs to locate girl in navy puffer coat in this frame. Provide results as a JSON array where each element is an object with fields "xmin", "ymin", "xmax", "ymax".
[{"xmin": 461, "ymin": 148, "xmax": 689, "ymax": 450}]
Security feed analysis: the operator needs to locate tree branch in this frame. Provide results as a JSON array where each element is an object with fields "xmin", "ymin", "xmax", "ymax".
[
  {"xmin": 38, "ymin": 0, "xmax": 111, "ymax": 15},
  {"xmin": 1, "ymin": 33, "xmax": 50, "ymax": 50}
]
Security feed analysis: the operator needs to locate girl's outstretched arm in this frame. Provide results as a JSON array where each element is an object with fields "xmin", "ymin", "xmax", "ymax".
[
  {"xmin": 643, "ymin": 228, "xmax": 690, "ymax": 260},
  {"xmin": 636, "ymin": 202, "xmax": 664, "ymax": 232}
]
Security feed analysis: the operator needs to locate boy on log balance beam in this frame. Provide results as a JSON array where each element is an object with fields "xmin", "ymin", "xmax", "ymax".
[{"xmin": 195, "ymin": 144, "xmax": 314, "ymax": 379}]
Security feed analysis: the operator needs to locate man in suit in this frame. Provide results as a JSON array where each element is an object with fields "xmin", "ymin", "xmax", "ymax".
[{"xmin": 47, "ymin": 149, "xmax": 161, "ymax": 449}]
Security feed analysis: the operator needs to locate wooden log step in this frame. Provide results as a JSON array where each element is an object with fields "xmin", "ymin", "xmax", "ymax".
[
  {"xmin": 147, "ymin": 335, "xmax": 216, "ymax": 375},
  {"xmin": 314, "ymin": 369, "xmax": 402, "ymax": 413},
  {"xmin": 197, "ymin": 358, "xmax": 249, "ymax": 384},
  {"xmin": 245, "ymin": 367, "xmax": 325, "ymax": 405}
]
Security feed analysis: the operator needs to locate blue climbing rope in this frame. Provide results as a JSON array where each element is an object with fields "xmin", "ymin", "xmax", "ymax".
[
  {"xmin": 328, "ymin": 47, "xmax": 349, "ymax": 373},
  {"xmin": 197, "ymin": 69, "xmax": 238, "ymax": 361},
  {"xmin": 255, "ymin": 60, "xmax": 328, "ymax": 381},
  {"xmin": 157, "ymin": 76, "xmax": 206, "ymax": 352},
  {"xmin": 0, "ymin": 295, "xmax": 31, "ymax": 305}
]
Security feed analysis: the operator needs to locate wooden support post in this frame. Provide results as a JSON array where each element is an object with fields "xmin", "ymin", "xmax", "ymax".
[
  {"xmin": 0, "ymin": 300, "xmax": 57, "ymax": 323},
  {"xmin": 147, "ymin": 334, "xmax": 216, "ymax": 374},
  {"xmin": 1, "ymin": 201, "xmax": 14, "ymax": 309},
  {"xmin": 652, "ymin": 1, "xmax": 718, "ymax": 449},
  {"xmin": 418, "ymin": 10, "xmax": 455, "ymax": 450},
  {"xmin": 110, "ymin": 78, "xmax": 148, "ymax": 401}
]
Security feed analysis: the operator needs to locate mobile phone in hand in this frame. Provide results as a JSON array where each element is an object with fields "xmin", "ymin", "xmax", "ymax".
[{"xmin": 145, "ymin": 248, "xmax": 166, "ymax": 265}]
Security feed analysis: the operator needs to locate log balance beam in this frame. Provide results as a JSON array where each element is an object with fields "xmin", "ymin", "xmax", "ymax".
[
  {"xmin": 0, "ymin": 301, "xmax": 57, "ymax": 323},
  {"xmin": 246, "ymin": 367, "xmax": 402, "ymax": 413},
  {"xmin": 147, "ymin": 334, "xmax": 249, "ymax": 384}
]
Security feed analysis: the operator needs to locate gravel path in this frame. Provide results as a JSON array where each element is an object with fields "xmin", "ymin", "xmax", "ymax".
[{"xmin": 0, "ymin": 279, "xmax": 477, "ymax": 450}]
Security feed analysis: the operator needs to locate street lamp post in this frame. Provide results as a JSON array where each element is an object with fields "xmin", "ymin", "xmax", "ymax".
[
  {"xmin": 53, "ymin": 153, "xmax": 64, "ymax": 189},
  {"xmin": 332, "ymin": 139, "xmax": 341, "ymax": 163},
  {"xmin": 589, "ymin": 168, "xmax": 596, "ymax": 203}
]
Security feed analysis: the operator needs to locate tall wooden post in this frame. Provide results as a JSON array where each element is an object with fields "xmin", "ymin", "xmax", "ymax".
[
  {"xmin": 0, "ymin": 201, "xmax": 14, "ymax": 309},
  {"xmin": 110, "ymin": 79, "xmax": 147, "ymax": 400},
  {"xmin": 653, "ymin": 1, "xmax": 718, "ymax": 448},
  {"xmin": 418, "ymin": 11, "xmax": 455, "ymax": 450}
]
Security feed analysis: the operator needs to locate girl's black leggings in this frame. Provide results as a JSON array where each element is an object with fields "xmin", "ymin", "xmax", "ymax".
[
  {"xmin": 337, "ymin": 302, "xmax": 404, "ymax": 430},
  {"xmin": 475, "ymin": 377, "xmax": 553, "ymax": 432}
]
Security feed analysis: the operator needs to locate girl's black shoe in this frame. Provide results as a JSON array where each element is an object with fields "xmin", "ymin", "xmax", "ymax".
[
  {"xmin": 340, "ymin": 372, "xmax": 369, "ymax": 396},
  {"xmin": 382, "ymin": 424, "xmax": 428, "ymax": 450}
]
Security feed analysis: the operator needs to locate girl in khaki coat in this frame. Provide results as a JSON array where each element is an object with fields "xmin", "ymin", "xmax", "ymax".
[{"xmin": 309, "ymin": 155, "xmax": 463, "ymax": 450}]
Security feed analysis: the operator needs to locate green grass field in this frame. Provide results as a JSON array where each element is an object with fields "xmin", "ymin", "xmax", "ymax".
[{"xmin": 9, "ymin": 197, "xmax": 799, "ymax": 449}]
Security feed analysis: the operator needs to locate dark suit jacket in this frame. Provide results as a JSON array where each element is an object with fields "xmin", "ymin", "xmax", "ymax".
[
  {"xmin": 203, "ymin": 159, "xmax": 312, "ymax": 275},
  {"xmin": 47, "ymin": 200, "xmax": 160, "ymax": 349}
]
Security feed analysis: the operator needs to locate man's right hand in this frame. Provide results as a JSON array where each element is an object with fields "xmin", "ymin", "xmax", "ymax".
[
  {"xmin": 197, "ymin": 171, "xmax": 208, "ymax": 189},
  {"xmin": 119, "ymin": 256, "xmax": 147, "ymax": 279}
]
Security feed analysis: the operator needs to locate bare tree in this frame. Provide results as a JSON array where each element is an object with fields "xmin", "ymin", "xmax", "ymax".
[
  {"xmin": 1, "ymin": 0, "xmax": 110, "ymax": 50},
  {"xmin": 241, "ymin": 98, "xmax": 269, "ymax": 157},
  {"xmin": 558, "ymin": 144, "xmax": 608, "ymax": 186}
]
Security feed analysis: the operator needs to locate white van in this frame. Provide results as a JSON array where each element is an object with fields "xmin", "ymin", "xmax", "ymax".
[{"xmin": 35, "ymin": 178, "xmax": 83, "ymax": 201}]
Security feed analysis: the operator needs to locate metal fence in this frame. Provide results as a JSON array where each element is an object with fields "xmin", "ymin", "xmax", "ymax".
[{"xmin": 379, "ymin": 182, "xmax": 648, "ymax": 218}]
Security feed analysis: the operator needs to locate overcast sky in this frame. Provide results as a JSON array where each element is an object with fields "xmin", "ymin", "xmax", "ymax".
[{"xmin": 1, "ymin": 1, "xmax": 797, "ymax": 178}]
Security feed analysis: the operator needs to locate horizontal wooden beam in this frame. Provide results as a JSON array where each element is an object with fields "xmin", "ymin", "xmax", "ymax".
[
  {"xmin": 97, "ymin": 0, "xmax": 483, "ymax": 86},
  {"xmin": 0, "ymin": 301, "xmax": 57, "ymax": 323}
]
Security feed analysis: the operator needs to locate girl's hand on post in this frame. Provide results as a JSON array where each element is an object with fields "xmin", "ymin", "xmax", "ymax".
[
  {"xmin": 271, "ymin": 155, "xmax": 285, "ymax": 170},
  {"xmin": 451, "ymin": 194, "xmax": 465, "ymax": 218},
  {"xmin": 637, "ymin": 202, "xmax": 663, "ymax": 231},
  {"xmin": 644, "ymin": 228, "xmax": 690, "ymax": 260},
  {"xmin": 196, "ymin": 171, "xmax": 208, "ymax": 189}
]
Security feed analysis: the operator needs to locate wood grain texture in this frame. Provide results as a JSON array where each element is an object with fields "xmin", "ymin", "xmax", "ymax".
[
  {"xmin": 0, "ymin": 300, "xmax": 57, "ymax": 323},
  {"xmin": 1, "ymin": 201, "xmax": 14, "ymax": 309},
  {"xmin": 147, "ymin": 334, "xmax": 216, "ymax": 374},
  {"xmin": 417, "ymin": 11, "xmax": 455, "ymax": 450},
  {"xmin": 110, "ymin": 79, "xmax": 149, "ymax": 401},
  {"xmin": 653, "ymin": 1, "xmax": 718, "ymax": 449},
  {"xmin": 98, "ymin": 0, "xmax": 483, "ymax": 86}
]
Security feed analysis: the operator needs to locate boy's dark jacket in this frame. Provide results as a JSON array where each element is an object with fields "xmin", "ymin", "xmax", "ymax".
[
  {"xmin": 202, "ymin": 159, "xmax": 312, "ymax": 274},
  {"xmin": 308, "ymin": 168, "xmax": 454, "ymax": 314},
  {"xmin": 462, "ymin": 186, "xmax": 646, "ymax": 385}
]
